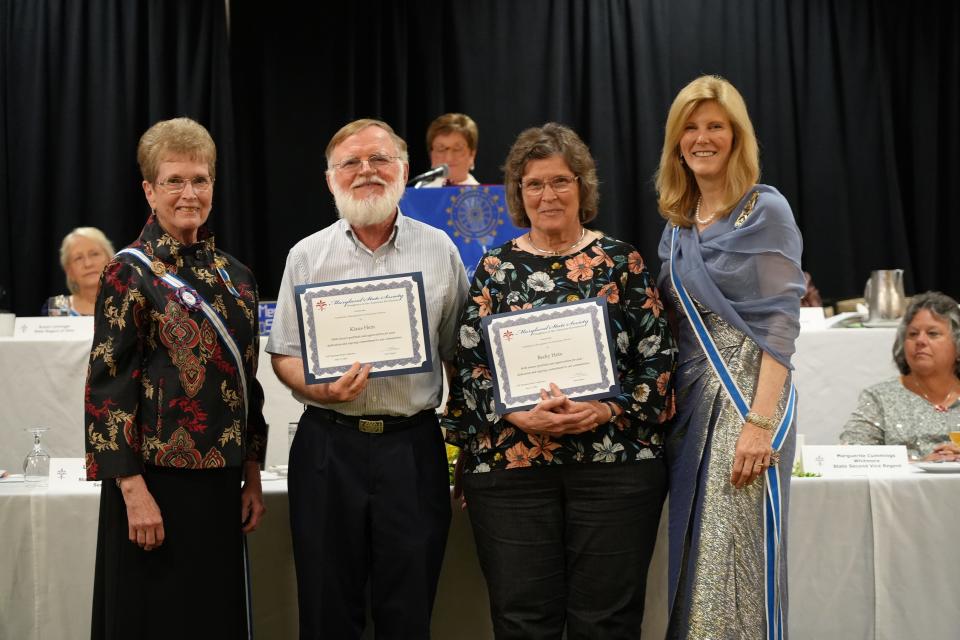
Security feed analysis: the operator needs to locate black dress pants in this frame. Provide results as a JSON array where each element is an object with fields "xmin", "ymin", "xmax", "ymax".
[
  {"xmin": 463, "ymin": 460, "xmax": 667, "ymax": 640},
  {"xmin": 288, "ymin": 408, "xmax": 451, "ymax": 640}
]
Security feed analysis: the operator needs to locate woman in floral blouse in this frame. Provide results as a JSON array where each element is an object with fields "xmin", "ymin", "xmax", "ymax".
[
  {"xmin": 84, "ymin": 118, "xmax": 267, "ymax": 639},
  {"xmin": 443, "ymin": 123, "xmax": 676, "ymax": 639}
]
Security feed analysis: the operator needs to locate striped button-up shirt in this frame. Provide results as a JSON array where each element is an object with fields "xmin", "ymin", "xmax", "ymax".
[{"xmin": 266, "ymin": 210, "xmax": 469, "ymax": 417}]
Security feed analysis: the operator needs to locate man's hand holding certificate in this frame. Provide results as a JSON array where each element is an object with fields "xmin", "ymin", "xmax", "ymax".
[
  {"xmin": 294, "ymin": 273, "xmax": 432, "ymax": 384},
  {"xmin": 481, "ymin": 297, "xmax": 620, "ymax": 414}
]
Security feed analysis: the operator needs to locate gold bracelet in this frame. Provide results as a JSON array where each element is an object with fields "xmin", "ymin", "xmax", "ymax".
[{"xmin": 745, "ymin": 411, "xmax": 777, "ymax": 431}]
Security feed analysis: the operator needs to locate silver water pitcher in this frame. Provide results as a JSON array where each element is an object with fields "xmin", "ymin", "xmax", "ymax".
[{"xmin": 864, "ymin": 269, "xmax": 906, "ymax": 323}]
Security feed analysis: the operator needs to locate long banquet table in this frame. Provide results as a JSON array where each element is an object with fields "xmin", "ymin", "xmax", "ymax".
[
  {"xmin": 2, "ymin": 471, "xmax": 959, "ymax": 639},
  {"xmin": 0, "ymin": 325, "xmax": 898, "ymax": 474}
]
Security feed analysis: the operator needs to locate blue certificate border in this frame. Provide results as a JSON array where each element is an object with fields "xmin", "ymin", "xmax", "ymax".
[
  {"xmin": 294, "ymin": 272, "xmax": 433, "ymax": 384},
  {"xmin": 480, "ymin": 297, "xmax": 620, "ymax": 414}
]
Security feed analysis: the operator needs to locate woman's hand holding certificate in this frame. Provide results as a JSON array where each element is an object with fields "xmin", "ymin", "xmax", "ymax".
[{"xmin": 503, "ymin": 383, "xmax": 607, "ymax": 436}]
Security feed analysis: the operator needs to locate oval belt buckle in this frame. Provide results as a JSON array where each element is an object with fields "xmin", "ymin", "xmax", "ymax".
[{"xmin": 359, "ymin": 419, "xmax": 384, "ymax": 434}]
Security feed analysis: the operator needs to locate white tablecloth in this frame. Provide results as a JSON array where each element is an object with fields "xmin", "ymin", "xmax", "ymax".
[
  {"xmin": 792, "ymin": 327, "xmax": 898, "ymax": 444},
  {"xmin": 2, "ymin": 471, "xmax": 958, "ymax": 639},
  {"xmin": 0, "ymin": 336, "xmax": 299, "ymax": 473},
  {"xmin": 0, "ymin": 327, "xmax": 899, "ymax": 474}
]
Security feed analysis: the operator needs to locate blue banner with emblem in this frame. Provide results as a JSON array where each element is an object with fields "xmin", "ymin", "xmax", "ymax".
[{"xmin": 400, "ymin": 185, "xmax": 525, "ymax": 278}]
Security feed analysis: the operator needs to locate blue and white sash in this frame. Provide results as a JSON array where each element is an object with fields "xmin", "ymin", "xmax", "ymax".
[
  {"xmin": 669, "ymin": 226, "xmax": 796, "ymax": 640},
  {"xmin": 116, "ymin": 248, "xmax": 248, "ymax": 418}
]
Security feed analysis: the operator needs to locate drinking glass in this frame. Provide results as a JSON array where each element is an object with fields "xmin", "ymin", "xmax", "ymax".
[
  {"xmin": 288, "ymin": 422, "xmax": 299, "ymax": 451},
  {"xmin": 950, "ymin": 431, "xmax": 960, "ymax": 447},
  {"xmin": 23, "ymin": 427, "xmax": 50, "ymax": 486}
]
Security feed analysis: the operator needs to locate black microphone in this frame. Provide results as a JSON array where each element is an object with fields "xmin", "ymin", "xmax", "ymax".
[{"xmin": 409, "ymin": 163, "xmax": 449, "ymax": 187}]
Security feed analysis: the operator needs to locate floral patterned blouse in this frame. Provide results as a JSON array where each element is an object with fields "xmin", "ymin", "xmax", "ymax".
[
  {"xmin": 84, "ymin": 214, "xmax": 268, "ymax": 480},
  {"xmin": 442, "ymin": 234, "xmax": 676, "ymax": 474}
]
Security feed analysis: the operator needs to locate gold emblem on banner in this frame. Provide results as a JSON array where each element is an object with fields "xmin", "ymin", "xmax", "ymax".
[{"xmin": 150, "ymin": 260, "xmax": 167, "ymax": 276}]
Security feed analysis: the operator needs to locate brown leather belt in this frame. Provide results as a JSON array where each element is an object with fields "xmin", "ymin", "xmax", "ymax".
[{"xmin": 305, "ymin": 406, "xmax": 435, "ymax": 434}]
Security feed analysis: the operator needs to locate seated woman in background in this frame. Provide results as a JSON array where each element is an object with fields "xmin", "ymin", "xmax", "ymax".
[
  {"xmin": 840, "ymin": 291, "xmax": 960, "ymax": 460},
  {"xmin": 44, "ymin": 227, "xmax": 114, "ymax": 316},
  {"xmin": 424, "ymin": 112, "xmax": 480, "ymax": 186}
]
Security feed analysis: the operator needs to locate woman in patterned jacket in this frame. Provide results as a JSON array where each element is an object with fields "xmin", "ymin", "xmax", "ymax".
[{"xmin": 84, "ymin": 117, "xmax": 267, "ymax": 640}]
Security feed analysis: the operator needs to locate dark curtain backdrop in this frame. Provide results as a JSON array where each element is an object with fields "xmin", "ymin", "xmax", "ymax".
[
  {"xmin": 2, "ymin": 0, "xmax": 958, "ymax": 316},
  {"xmin": 0, "ymin": 0, "xmax": 246, "ymax": 316}
]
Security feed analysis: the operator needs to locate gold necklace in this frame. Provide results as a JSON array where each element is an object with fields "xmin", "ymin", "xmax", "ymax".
[
  {"xmin": 526, "ymin": 227, "xmax": 586, "ymax": 256},
  {"xmin": 912, "ymin": 376, "xmax": 959, "ymax": 413}
]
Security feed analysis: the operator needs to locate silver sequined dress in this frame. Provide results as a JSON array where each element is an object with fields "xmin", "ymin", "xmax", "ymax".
[
  {"xmin": 839, "ymin": 377, "xmax": 960, "ymax": 456},
  {"xmin": 667, "ymin": 301, "xmax": 796, "ymax": 640}
]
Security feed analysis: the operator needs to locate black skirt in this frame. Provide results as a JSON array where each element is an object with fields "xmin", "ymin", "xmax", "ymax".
[{"xmin": 91, "ymin": 465, "xmax": 249, "ymax": 640}]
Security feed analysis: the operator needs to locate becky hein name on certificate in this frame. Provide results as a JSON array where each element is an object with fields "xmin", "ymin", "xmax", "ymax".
[
  {"xmin": 482, "ymin": 297, "xmax": 620, "ymax": 413},
  {"xmin": 294, "ymin": 272, "xmax": 432, "ymax": 384}
]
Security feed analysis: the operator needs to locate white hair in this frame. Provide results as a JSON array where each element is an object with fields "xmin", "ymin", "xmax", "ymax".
[
  {"xmin": 330, "ymin": 166, "xmax": 406, "ymax": 227},
  {"xmin": 60, "ymin": 227, "xmax": 115, "ymax": 293}
]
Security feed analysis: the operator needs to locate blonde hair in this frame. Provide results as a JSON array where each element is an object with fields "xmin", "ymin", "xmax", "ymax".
[
  {"xmin": 324, "ymin": 119, "xmax": 409, "ymax": 169},
  {"xmin": 655, "ymin": 75, "xmax": 760, "ymax": 227},
  {"xmin": 426, "ymin": 113, "xmax": 479, "ymax": 152},
  {"xmin": 137, "ymin": 117, "xmax": 217, "ymax": 183},
  {"xmin": 60, "ymin": 227, "xmax": 115, "ymax": 293},
  {"xmin": 502, "ymin": 123, "xmax": 599, "ymax": 228}
]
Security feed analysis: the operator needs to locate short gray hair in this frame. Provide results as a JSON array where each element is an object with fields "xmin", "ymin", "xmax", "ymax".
[{"xmin": 893, "ymin": 291, "xmax": 960, "ymax": 376}]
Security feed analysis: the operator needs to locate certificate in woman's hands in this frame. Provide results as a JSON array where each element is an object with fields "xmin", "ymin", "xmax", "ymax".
[
  {"xmin": 294, "ymin": 273, "xmax": 432, "ymax": 384},
  {"xmin": 481, "ymin": 297, "xmax": 619, "ymax": 413}
]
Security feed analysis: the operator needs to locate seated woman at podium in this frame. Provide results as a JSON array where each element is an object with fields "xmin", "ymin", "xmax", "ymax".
[
  {"xmin": 43, "ymin": 227, "xmax": 114, "ymax": 316},
  {"xmin": 443, "ymin": 123, "xmax": 675, "ymax": 638},
  {"xmin": 841, "ymin": 291, "xmax": 960, "ymax": 460},
  {"xmin": 423, "ymin": 112, "xmax": 480, "ymax": 186}
]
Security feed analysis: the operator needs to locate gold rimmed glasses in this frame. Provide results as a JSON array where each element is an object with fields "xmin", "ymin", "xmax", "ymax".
[{"xmin": 156, "ymin": 176, "xmax": 214, "ymax": 194}]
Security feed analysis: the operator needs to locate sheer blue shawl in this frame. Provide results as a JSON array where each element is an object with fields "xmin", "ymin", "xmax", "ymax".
[{"xmin": 657, "ymin": 184, "xmax": 805, "ymax": 368}]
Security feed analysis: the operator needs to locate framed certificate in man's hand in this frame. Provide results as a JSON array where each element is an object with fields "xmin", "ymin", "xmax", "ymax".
[
  {"xmin": 294, "ymin": 273, "xmax": 432, "ymax": 384},
  {"xmin": 481, "ymin": 297, "xmax": 619, "ymax": 413}
]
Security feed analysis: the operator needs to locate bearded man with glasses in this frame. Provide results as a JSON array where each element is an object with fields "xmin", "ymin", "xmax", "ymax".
[{"xmin": 267, "ymin": 119, "xmax": 469, "ymax": 639}]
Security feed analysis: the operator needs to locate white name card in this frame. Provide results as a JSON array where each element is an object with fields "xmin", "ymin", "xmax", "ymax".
[
  {"xmin": 801, "ymin": 445, "xmax": 910, "ymax": 476},
  {"xmin": 798, "ymin": 307, "xmax": 827, "ymax": 331},
  {"xmin": 48, "ymin": 457, "xmax": 93, "ymax": 489},
  {"xmin": 13, "ymin": 316, "xmax": 94, "ymax": 340}
]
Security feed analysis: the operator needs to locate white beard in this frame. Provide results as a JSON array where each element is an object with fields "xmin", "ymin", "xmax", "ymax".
[{"xmin": 332, "ymin": 173, "xmax": 405, "ymax": 227}]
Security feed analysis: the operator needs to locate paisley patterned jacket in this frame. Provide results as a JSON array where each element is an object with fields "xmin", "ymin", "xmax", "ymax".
[{"xmin": 84, "ymin": 214, "xmax": 267, "ymax": 480}]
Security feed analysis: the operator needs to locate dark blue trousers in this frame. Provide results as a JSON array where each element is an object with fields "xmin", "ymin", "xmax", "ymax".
[{"xmin": 288, "ymin": 408, "xmax": 451, "ymax": 640}]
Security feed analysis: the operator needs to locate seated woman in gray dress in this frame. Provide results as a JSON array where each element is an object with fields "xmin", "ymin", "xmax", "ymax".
[{"xmin": 840, "ymin": 291, "xmax": 960, "ymax": 461}]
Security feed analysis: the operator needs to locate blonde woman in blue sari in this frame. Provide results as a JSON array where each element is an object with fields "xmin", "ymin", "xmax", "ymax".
[{"xmin": 656, "ymin": 75, "xmax": 805, "ymax": 639}]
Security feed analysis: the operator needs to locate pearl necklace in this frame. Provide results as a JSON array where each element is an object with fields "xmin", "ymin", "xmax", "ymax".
[
  {"xmin": 526, "ymin": 227, "xmax": 586, "ymax": 256},
  {"xmin": 913, "ymin": 376, "xmax": 959, "ymax": 413},
  {"xmin": 694, "ymin": 195, "xmax": 717, "ymax": 225}
]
